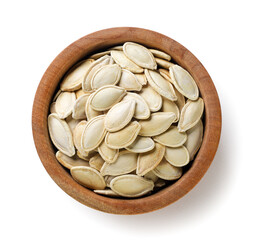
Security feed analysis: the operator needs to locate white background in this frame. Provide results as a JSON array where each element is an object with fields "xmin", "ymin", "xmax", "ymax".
[{"xmin": 0, "ymin": 0, "xmax": 255, "ymax": 239}]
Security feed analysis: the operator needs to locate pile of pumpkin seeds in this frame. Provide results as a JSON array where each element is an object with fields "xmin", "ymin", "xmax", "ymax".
[{"xmin": 48, "ymin": 42, "xmax": 204, "ymax": 198}]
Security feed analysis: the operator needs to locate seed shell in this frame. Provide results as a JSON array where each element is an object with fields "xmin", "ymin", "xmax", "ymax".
[
  {"xmin": 110, "ymin": 174, "xmax": 154, "ymax": 197},
  {"xmin": 72, "ymin": 94, "xmax": 90, "ymax": 119},
  {"xmin": 136, "ymin": 143, "xmax": 165, "ymax": 176},
  {"xmin": 149, "ymin": 49, "xmax": 171, "ymax": 61},
  {"xmin": 85, "ymin": 93, "xmax": 102, "ymax": 121},
  {"xmin": 48, "ymin": 113, "xmax": 75, "ymax": 157},
  {"xmin": 126, "ymin": 136, "xmax": 155, "ymax": 153},
  {"xmin": 56, "ymin": 151, "xmax": 89, "ymax": 169},
  {"xmin": 119, "ymin": 69, "xmax": 142, "ymax": 91},
  {"xmin": 98, "ymin": 141, "xmax": 119, "ymax": 164},
  {"xmin": 71, "ymin": 166, "xmax": 106, "ymax": 190},
  {"xmin": 94, "ymin": 189, "xmax": 120, "ymax": 197},
  {"xmin": 89, "ymin": 50, "xmax": 111, "ymax": 60},
  {"xmin": 89, "ymin": 154, "xmax": 105, "ymax": 171},
  {"xmin": 155, "ymin": 58, "xmax": 174, "ymax": 69},
  {"xmin": 135, "ymin": 74, "xmax": 147, "ymax": 85},
  {"xmin": 161, "ymin": 97, "xmax": 180, "ymax": 122},
  {"xmin": 55, "ymin": 92, "xmax": 76, "ymax": 119},
  {"xmin": 165, "ymin": 146, "xmax": 190, "ymax": 167}
]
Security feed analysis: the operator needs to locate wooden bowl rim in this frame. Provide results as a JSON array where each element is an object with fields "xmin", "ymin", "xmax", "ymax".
[{"xmin": 32, "ymin": 27, "xmax": 222, "ymax": 215}]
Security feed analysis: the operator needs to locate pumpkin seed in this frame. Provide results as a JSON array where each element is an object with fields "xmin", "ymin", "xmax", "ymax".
[
  {"xmin": 135, "ymin": 73, "xmax": 147, "ymax": 85},
  {"xmin": 144, "ymin": 171, "xmax": 159, "ymax": 182},
  {"xmin": 90, "ymin": 85, "xmax": 126, "ymax": 111},
  {"xmin": 105, "ymin": 100, "xmax": 136, "ymax": 132},
  {"xmin": 50, "ymin": 102, "xmax": 56, "ymax": 114},
  {"xmin": 72, "ymin": 94, "xmax": 90, "ymax": 119},
  {"xmin": 139, "ymin": 85, "xmax": 162, "ymax": 112},
  {"xmin": 159, "ymin": 68, "xmax": 174, "ymax": 84},
  {"xmin": 149, "ymin": 49, "xmax": 171, "ymax": 61},
  {"xmin": 123, "ymin": 42, "xmax": 157, "ymax": 70},
  {"xmin": 178, "ymin": 98, "xmax": 204, "ymax": 132},
  {"xmin": 145, "ymin": 69, "xmax": 177, "ymax": 101},
  {"xmin": 108, "ymin": 45, "xmax": 123, "ymax": 51},
  {"xmin": 154, "ymin": 126, "xmax": 187, "ymax": 147},
  {"xmin": 119, "ymin": 69, "xmax": 142, "ymax": 91},
  {"xmin": 98, "ymin": 141, "xmax": 119, "ymax": 164},
  {"xmin": 165, "ymin": 146, "xmax": 190, "ymax": 167},
  {"xmin": 155, "ymin": 58, "xmax": 174, "ymax": 69},
  {"xmin": 77, "ymin": 150, "xmax": 90, "ymax": 161},
  {"xmin": 152, "ymin": 158, "xmax": 182, "ymax": 180},
  {"xmin": 71, "ymin": 166, "xmax": 106, "ymax": 190},
  {"xmin": 60, "ymin": 59, "xmax": 94, "ymax": 91},
  {"xmin": 161, "ymin": 97, "xmax": 180, "ymax": 122},
  {"xmin": 94, "ymin": 189, "xmax": 120, "ymax": 197},
  {"xmin": 122, "ymin": 92, "xmax": 150, "ymax": 119},
  {"xmin": 81, "ymin": 115, "xmax": 106, "ymax": 151},
  {"xmin": 169, "ymin": 65, "xmax": 199, "ymax": 100},
  {"xmin": 85, "ymin": 93, "xmax": 103, "ymax": 120},
  {"xmin": 104, "ymin": 175, "xmax": 116, "ymax": 187},
  {"xmin": 136, "ymin": 143, "xmax": 165, "ymax": 176},
  {"xmin": 56, "ymin": 151, "xmax": 89, "ymax": 169},
  {"xmin": 89, "ymin": 50, "xmax": 111, "ymax": 59},
  {"xmin": 48, "ymin": 113, "xmax": 75, "ymax": 157},
  {"xmin": 184, "ymin": 120, "xmax": 203, "ymax": 160},
  {"xmin": 100, "ymin": 150, "xmax": 137, "ymax": 176},
  {"xmin": 139, "ymin": 112, "xmax": 176, "ymax": 137},
  {"xmin": 55, "ymin": 92, "xmax": 76, "ymax": 119},
  {"xmin": 174, "ymin": 87, "xmax": 186, "ymax": 111},
  {"xmin": 82, "ymin": 55, "xmax": 111, "ymax": 91},
  {"xmin": 73, "ymin": 120, "xmax": 88, "ymax": 155},
  {"xmin": 52, "ymin": 89, "xmax": 62, "ymax": 102},
  {"xmin": 89, "ymin": 154, "xmax": 105, "ymax": 171},
  {"xmin": 154, "ymin": 179, "xmax": 166, "ymax": 188},
  {"xmin": 105, "ymin": 121, "xmax": 141, "ymax": 149},
  {"xmin": 91, "ymin": 64, "xmax": 122, "ymax": 90},
  {"xmin": 110, "ymin": 174, "xmax": 154, "ymax": 197},
  {"xmin": 110, "ymin": 50, "xmax": 143, "ymax": 73},
  {"xmin": 126, "ymin": 136, "xmax": 155, "ymax": 153}
]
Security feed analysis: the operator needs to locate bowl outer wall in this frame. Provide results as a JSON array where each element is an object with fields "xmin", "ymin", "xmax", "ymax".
[{"xmin": 32, "ymin": 27, "xmax": 222, "ymax": 214}]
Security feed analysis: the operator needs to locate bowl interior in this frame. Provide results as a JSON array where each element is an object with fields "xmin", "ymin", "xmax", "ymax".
[{"xmin": 32, "ymin": 27, "xmax": 221, "ymax": 214}]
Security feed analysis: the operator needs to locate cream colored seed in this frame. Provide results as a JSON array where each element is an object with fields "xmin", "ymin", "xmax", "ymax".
[
  {"xmin": 55, "ymin": 92, "xmax": 76, "ymax": 119},
  {"xmin": 89, "ymin": 154, "xmax": 105, "ymax": 171},
  {"xmin": 56, "ymin": 151, "xmax": 89, "ymax": 169}
]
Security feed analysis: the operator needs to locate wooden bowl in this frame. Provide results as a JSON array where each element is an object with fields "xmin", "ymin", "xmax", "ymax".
[{"xmin": 32, "ymin": 27, "xmax": 221, "ymax": 214}]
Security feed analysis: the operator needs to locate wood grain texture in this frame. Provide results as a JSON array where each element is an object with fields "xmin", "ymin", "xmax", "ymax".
[{"xmin": 32, "ymin": 27, "xmax": 222, "ymax": 215}]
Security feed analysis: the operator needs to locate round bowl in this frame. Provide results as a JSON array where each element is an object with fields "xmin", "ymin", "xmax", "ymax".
[{"xmin": 32, "ymin": 27, "xmax": 221, "ymax": 214}]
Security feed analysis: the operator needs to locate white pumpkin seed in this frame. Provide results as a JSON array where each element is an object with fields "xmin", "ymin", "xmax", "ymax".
[
  {"xmin": 135, "ymin": 73, "xmax": 147, "ymax": 85},
  {"xmin": 149, "ymin": 49, "xmax": 171, "ymax": 61},
  {"xmin": 123, "ymin": 42, "xmax": 157, "ymax": 70},
  {"xmin": 105, "ymin": 121, "xmax": 141, "ymax": 149},
  {"xmin": 165, "ymin": 146, "xmax": 190, "ymax": 167},
  {"xmin": 71, "ymin": 166, "xmax": 106, "ymax": 190},
  {"xmin": 90, "ymin": 85, "xmax": 126, "ymax": 111},
  {"xmin": 126, "ymin": 136, "xmax": 155, "ymax": 153},
  {"xmin": 145, "ymin": 69, "xmax": 177, "ymax": 101},
  {"xmin": 184, "ymin": 120, "xmax": 203, "ymax": 160},
  {"xmin": 100, "ymin": 150, "xmax": 137, "ymax": 176},
  {"xmin": 153, "ymin": 126, "xmax": 187, "ymax": 147},
  {"xmin": 108, "ymin": 45, "xmax": 123, "ymax": 51},
  {"xmin": 174, "ymin": 87, "xmax": 186, "ymax": 111},
  {"xmin": 94, "ymin": 189, "xmax": 120, "ymax": 197},
  {"xmin": 98, "ymin": 141, "xmax": 119, "ymax": 164},
  {"xmin": 152, "ymin": 158, "xmax": 182, "ymax": 180},
  {"xmin": 169, "ymin": 65, "xmax": 199, "ymax": 100},
  {"xmin": 119, "ymin": 69, "xmax": 142, "ymax": 91},
  {"xmin": 161, "ymin": 97, "xmax": 180, "ymax": 122},
  {"xmin": 105, "ymin": 100, "xmax": 136, "ymax": 132},
  {"xmin": 56, "ymin": 151, "xmax": 89, "ymax": 169},
  {"xmin": 77, "ymin": 150, "xmax": 90, "ymax": 161},
  {"xmin": 159, "ymin": 68, "xmax": 174, "ymax": 84},
  {"xmin": 91, "ymin": 64, "xmax": 122, "ymax": 90},
  {"xmin": 89, "ymin": 50, "xmax": 111, "ymax": 59},
  {"xmin": 155, "ymin": 58, "xmax": 174, "ymax": 69},
  {"xmin": 55, "ymin": 92, "xmax": 76, "ymax": 119},
  {"xmin": 139, "ymin": 85, "xmax": 162, "ymax": 112},
  {"xmin": 136, "ymin": 143, "xmax": 165, "ymax": 176},
  {"xmin": 66, "ymin": 115, "xmax": 80, "ymax": 134},
  {"xmin": 81, "ymin": 115, "xmax": 106, "ymax": 151},
  {"xmin": 72, "ymin": 94, "xmax": 90, "ymax": 119},
  {"xmin": 110, "ymin": 50, "xmax": 143, "ymax": 73},
  {"xmin": 178, "ymin": 98, "xmax": 204, "ymax": 132},
  {"xmin": 110, "ymin": 174, "xmax": 154, "ymax": 197},
  {"xmin": 122, "ymin": 92, "xmax": 150, "ymax": 119},
  {"xmin": 82, "ymin": 55, "xmax": 110, "ymax": 91},
  {"xmin": 144, "ymin": 171, "xmax": 159, "ymax": 182},
  {"xmin": 85, "ymin": 93, "xmax": 103, "ymax": 121},
  {"xmin": 104, "ymin": 175, "xmax": 116, "ymax": 187},
  {"xmin": 60, "ymin": 59, "xmax": 94, "ymax": 91},
  {"xmin": 52, "ymin": 89, "xmax": 62, "ymax": 102},
  {"xmin": 48, "ymin": 113, "xmax": 75, "ymax": 157},
  {"xmin": 89, "ymin": 154, "xmax": 105, "ymax": 171},
  {"xmin": 50, "ymin": 102, "xmax": 56, "ymax": 114},
  {"xmin": 139, "ymin": 112, "xmax": 176, "ymax": 137},
  {"xmin": 73, "ymin": 120, "xmax": 88, "ymax": 155}
]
